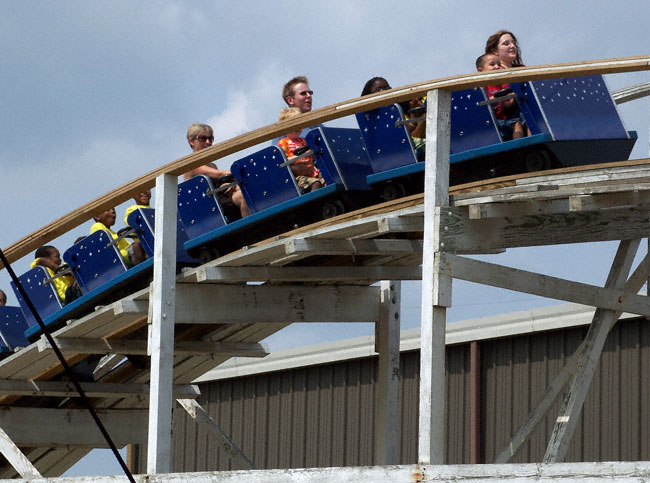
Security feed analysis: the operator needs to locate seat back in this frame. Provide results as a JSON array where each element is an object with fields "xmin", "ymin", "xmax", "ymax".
[
  {"xmin": 0, "ymin": 306, "xmax": 29, "ymax": 351},
  {"xmin": 304, "ymin": 127, "xmax": 372, "ymax": 191},
  {"xmin": 63, "ymin": 229, "xmax": 128, "ymax": 294},
  {"xmin": 11, "ymin": 266, "xmax": 63, "ymax": 329},
  {"xmin": 450, "ymin": 88, "xmax": 502, "ymax": 154},
  {"xmin": 527, "ymin": 75, "xmax": 629, "ymax": 140},
  {"xmin": 177, "ymin": 176, "xmax": 227, "ymax": 239},
  {"xmin": 127, "ymin": 207, "xmax": 196, "ymax": 263},
  {"xmin": 230, "ymin": 146, "xmax": 300, "ymax": 214},
  {"xmin": 356, "ymin": 104, "xmax": 417, "ymax": 173}
]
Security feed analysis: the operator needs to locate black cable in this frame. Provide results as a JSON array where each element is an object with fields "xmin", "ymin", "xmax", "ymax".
[{"xmin": 0, "ymin": 249, "xmax": 136, "ymax": 483}]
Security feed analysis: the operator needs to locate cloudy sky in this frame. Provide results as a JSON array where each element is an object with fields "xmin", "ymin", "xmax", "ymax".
[{"xmin": 1, "ymin": 1, "xmax": 649, "ymax": 476}]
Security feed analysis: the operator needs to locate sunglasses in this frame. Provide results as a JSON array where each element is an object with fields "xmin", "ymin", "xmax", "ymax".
[{"xmin": 195, "ymin": 135, "xmax": 214, "ymax": 142}]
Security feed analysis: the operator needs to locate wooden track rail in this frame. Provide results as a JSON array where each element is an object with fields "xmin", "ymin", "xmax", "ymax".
[{"xmin": 3, "ymin": 55, "xmax": 650, "ymax": 268}]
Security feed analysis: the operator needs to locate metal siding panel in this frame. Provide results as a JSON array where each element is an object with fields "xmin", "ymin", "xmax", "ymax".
[
  {"xmin": 230, "ymin": 378, "xmax": 246, "ymax": 471},
  {"xmin": 619, "ymin": 320, "xmax": 641, "ymax": 461},
  {"xmin": 253, "ymin": 375, "xmax": 269, "ymax": 469},
  {"xmin": 291, "ymin": 368, "xmax": 307, "ymax": 468},
  {"xmin": 278, "ymin": 371, "xmax": 295, "ymax": 468},
  {"xmin": 399, "ymin": 351, "xmax": 419, "ymax": 464},
  {"xmin": 314, "ymin": 365, "xmax": 334, "ymax": 467},
  {"xmin": 445, "ymin": 345, "xmax": 469, "ymax": 464},
  {"xmin": 527, "ymin": 331, "xmax": 551, "ymax": 461},
  {"xmin": 481, "ymin": 338, "xmax": 498, "ymax": 463},
  {"xmin": 305, "ymin": 366, "xmax": 322, "ymax": 466},
  {"xmin": 511, "ymin": 336, "xmax": 531, "ymax": 463},
  {"xmin": 334, "ymin": 361, "xmax": 350, "ymax": 466},
  {"xmin": 640, "ymin": 320, "xmax": 650, "ymax": 459},
  {"xmin": 356, "ymin": 359, "xmax": 374, "ymax": 466},
  {"xmin": 266, "ymin": 372, "xmax": 283, "ymax": 468},
  {"xmin": 344, "ymin": 360, "xmax": 361, "ymax": 466}
]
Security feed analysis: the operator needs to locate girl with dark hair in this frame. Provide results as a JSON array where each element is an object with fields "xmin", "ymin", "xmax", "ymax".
[
  {"xmin": 483, "ymin": 30, "xmax": 530, "ymax": 139},
  {"xmin": 485, "ymin": 30, "xmax": 524, "ymax": 68},
  {"xmin": 360, "ymin": 77, "xmax": 391, "ymax": 96}
]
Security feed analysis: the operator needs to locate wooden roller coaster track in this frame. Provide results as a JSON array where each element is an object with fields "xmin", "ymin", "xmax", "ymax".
[
  {"xmin": 2, "ymin": 55, "xmax": 650, "ymax": 268},
  {"xmin": 0, "ymin": 56, "xmax": 649, "ymax": 479}
]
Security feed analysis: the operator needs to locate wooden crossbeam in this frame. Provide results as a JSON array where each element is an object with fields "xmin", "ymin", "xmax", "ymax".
[
  {"xmin": 192, "ymin": 265, "xmax": 421, "ymax": 283},
  {"xmin": 36, "ymin": 337, "xmax": 269, "ymax": 357},
  {"xmin": 0, "ymin": 407, "xmax": 148, "ymax": 446},
  {"xmin": 117, "ymin": 284, "xmax": 380, "ymax": 323},
  {"xmin": 439, "ymin": 205, "xmax": 650, "ymax": 251},
  {"xmin": 0, "ymin": 379, "xmax": 200, "ymax": 398},
  {"xmin": 543, "ymin": 239, "xmax": 641, "ymax": 462},
  {"xmin": 494, "ymin": 251, "xmax": 649, "ymax": 463},
  {"xmin": 439, "ymin": 253, "xmax": 650, "ymax": 316},
  {"xmin": 283, "ymin": 238, "xmax": 423, "ymax": 256}
]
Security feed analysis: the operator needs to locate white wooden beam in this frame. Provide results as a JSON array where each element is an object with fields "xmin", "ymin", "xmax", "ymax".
[
  {"xmin": 440, "ymin": 205, "xmax": 650, "ymax": 251},
  {"xmin": 0, "ymin": 425, "xmax": 41, "ymax": 479},
  {"xmin": 37, "ymin": 337, "xmax": 269, "ymax": 358},
  {"xmin": 439, "ymin": 253, "xmax": 650, "ymax": 316},
  {"xmin": 544, "ymin": 239, "xmax": 641, "ymax": 463},
  {"xmin": 283, "ymin": 238, "xmax": 423, "ymax": 256},
  {"xmin": 148, "ymin": 173, "xmax": 178, "ymax": 474},
  {"xmin": 454, "ymin": 182, "xmax": 650, "ymax": 206},
  {"xmin": 118, "ymin": 286, "xmax": 381, "ymax": 323},
  {"xmin": 377, "ymin": 214, "xmax": 425, "ymax": 234},
  {"xmin": 0, "ymin": 379, "xmax": 200, "ymax": 398},
  {"xmin": 569, "ymin": 191, "xmax": 650, "ymax": 212},
  {"xmin": 375, "ymin": 281, "xmax": 401, "ymax": 465},
  {"xmin": 98, "ymin": 461, "xmax": 650, "ymax": 481},
  {"xmin": 419, "ymin": 88, "xmax": 451, "ymax": 465},
  {"xmin": 467, "ymin": 198, "xmax": 570, "ymax": 220},
  {"xmin": 193, "ymin": 265, "xmax": 422, "ymax": 283},
  {"xmin": 177, "ymin": 399, "xmax": 255, "ymax": 470},
  {"xmin": 0, "ymin": 407, "xmax": 147, "ymax": 446},
  {"xmin": 126, "ymin": 284, "xmax": 381, "ymax": 323}
]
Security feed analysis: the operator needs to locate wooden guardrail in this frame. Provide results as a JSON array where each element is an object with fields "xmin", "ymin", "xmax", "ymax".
[{"xmin": 3, "ymin": 55, "xmax": 650, "ymax": 268}]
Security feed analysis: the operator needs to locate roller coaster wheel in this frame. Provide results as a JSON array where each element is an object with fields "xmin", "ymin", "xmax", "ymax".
[
  {"xmin": 382, "ymin": 182, "xmax": 407, "ymax": 201},
  {"xmin": 198, "ymin": 247, "xmax": 219, "ymax": 264},
  {"xmin": 524, "ymin": 149, "xmax": 552, "ymax": 173},
  {"xmin": 321, "ymin": 201, "xmax": 343, "ymax": 219}
]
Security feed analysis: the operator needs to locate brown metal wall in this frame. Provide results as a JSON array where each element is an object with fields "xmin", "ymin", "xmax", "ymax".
[{"xmin": 134, "ymin": 317, "xmax": 650, "ymax": 472}]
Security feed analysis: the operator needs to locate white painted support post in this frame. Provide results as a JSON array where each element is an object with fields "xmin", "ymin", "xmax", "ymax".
[
  {"xmin": 147, "ymin": 174, "xmax": 179, "ymax": 474},
  {"xmin": 418, "ymin": 88, "xmax": 452, "ymax": 465},
  {"xmin": 0, "ymin": 425, "xmax": 41, "ymax": 479},
  {"xmin": 375, "ymin": 280, "xmax": 401, "ymax": 465},
  {"xmin": 543, "ymin": 239, "xmax": 640, "ymax": 463}
]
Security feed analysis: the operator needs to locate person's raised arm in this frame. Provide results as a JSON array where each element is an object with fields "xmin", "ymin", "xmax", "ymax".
[{"xmin": 184, "ymin": 162, "xmax": 231, "ymax": 181}]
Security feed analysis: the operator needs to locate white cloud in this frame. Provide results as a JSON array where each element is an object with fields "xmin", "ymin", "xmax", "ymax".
[
  {"xmin": 207, "ymin": 91, "xmax": 260, "ymax": 143},
  {"xmin": 206, "ymin": 61, "xmax": 286, "ymax": 144}
]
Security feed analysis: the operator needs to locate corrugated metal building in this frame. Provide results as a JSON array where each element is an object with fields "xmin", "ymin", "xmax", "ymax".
[{"xmin": 132, "ymin": 304, "xmax": 650, "ymax": 472}]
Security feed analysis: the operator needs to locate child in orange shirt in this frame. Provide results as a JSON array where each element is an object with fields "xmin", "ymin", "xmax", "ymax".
[{"xmin": 277, "ymin": 107, "xmax": 325, "ymax": 193}]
